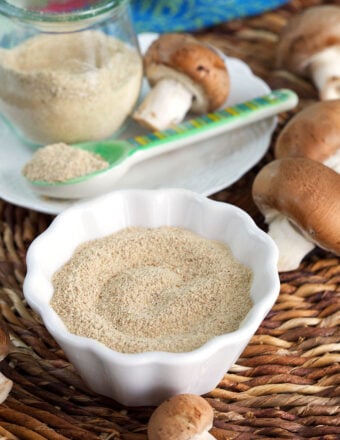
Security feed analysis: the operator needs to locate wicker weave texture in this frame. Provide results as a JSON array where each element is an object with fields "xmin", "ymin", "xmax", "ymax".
[{"xmin": 0, "ymin": 1, "xmax": 339, "ymax": 438}]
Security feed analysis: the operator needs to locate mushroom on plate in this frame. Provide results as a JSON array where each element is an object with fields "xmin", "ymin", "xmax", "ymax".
[
  {"xmin": 252, "ymin": 157, "xmax": 340, "ymax": 272},
  {"xmin": 276, "ymin": 5, "xmax": 340, "ymax": 100},
  {"xmin": 133, "ymin": 33, "xmax": 230, "ymax": 131},
  {"xmin": 275, "ymin": 100, "xmax": 340, "ymax": 172},
  {"xmin": 148, "ymin": 394, "xmax": 215, "ymax": 440}
]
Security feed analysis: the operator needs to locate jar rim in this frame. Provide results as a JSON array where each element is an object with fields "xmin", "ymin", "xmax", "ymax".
[{"xmin": 0, "ymin": 0, "xmax": 127, "ymax": 23}]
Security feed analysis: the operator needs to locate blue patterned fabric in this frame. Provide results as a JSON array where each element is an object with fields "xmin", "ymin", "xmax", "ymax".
[{"xmin": 130, "ymin": 0, "xmax": 289, "ymax": 33}]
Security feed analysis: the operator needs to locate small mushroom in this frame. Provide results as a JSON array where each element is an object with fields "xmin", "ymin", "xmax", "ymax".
[
  {"xmin": 133, "ymin": 33, "xmax": 230, "ymax": 130},
  {"xmin": 148, "ymin": 394, "xmax": 215, "ymax": 440},
  {"xmin": 276, "ymin": 5, "xmax": 340, "ymax": 100},
  {"xmin": 252, "ymin": 157, "xmax": 340, "ymax": 272},
  {"xmin": 275, "ymin": 100, "xmax": 340, "ymax": 172}
]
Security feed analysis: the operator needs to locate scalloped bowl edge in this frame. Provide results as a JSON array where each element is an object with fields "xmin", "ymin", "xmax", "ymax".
[{"xmin": 23, "ymin": 188, "xmax": 280, "ymax": 406}]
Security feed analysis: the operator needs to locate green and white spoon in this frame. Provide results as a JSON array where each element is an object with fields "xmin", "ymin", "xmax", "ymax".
[{"xmin": 27, "ymin": 89, "xmax": 298, "ymax": 199}]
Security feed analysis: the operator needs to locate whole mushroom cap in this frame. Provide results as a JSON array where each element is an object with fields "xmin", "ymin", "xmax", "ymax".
[
  {"xmin": 144, "ymin": 33, "xmax": 230, "ymax": 112},
  {"xmin": 252, "ymin": 157, "xmax": 340, "ymax": 255},
  {"xmin": 148, "ymin": 393, "xmax": 214, "ymax": 440},
  {"xmin": 275, "ymin": 100, "xmax": 340, "ymax": 163},
  {"xmin": 276, "ymin": 5, "xmax": 340, "ymax": 74}
]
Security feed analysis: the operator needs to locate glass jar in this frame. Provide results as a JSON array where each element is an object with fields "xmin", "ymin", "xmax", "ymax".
[{"xmin": 0, "ymin": 0, "xmax": 143, "ymax": 146}]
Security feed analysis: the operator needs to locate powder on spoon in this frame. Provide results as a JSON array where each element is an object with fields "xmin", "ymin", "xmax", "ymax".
[
  {"xmin": 51, "ymin": 226, "xmax": 253, "ymax": 353},
  {"xmin": 22, "ymin": 142, "xmax": 109, "ymax": 182}
]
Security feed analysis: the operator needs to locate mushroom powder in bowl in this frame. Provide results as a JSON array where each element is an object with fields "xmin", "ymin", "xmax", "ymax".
[
  {"xmin": 50, "ymin": 226, "xmax": 253, "ymax": 354},
  {"xmin": 23, "ymin": 189, "xmax": 280, "ymax": 406}
]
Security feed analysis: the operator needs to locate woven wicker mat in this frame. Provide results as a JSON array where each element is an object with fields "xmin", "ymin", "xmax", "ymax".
[{"xmin": 0, "ymin": 1, "xmax": 339, "ymax": 439}]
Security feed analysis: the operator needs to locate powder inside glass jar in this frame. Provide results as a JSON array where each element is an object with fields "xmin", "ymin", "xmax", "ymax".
[
  {"xmin": 0, "ymin": 30, "xmax": 143, "ymax": 144},
  {"xmin": 51, "ymin": 226, "xmax": 253, "ymax": 353}
]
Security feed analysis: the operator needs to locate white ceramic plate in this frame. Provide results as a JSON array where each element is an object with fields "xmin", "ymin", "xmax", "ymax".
[{"xmin": 0, "ymin": 33, "xmax": 275, "ymax": 215}]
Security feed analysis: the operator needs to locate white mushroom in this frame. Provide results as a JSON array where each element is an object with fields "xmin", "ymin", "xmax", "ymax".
[
  {"xmin": 148, "ymin": 394, "xmax": 215, "ymax": 440},
  {"xmin": 252, "ymin": 158, "xmax": 340, "ymax": 272},
  {"xmin": 133, "ymin": 33, "xmax": 230, "ymax": 131},
  {"xmin": 276, "ymin": 5, "xmax": 340, "ymax": 100},
  {"xmin": 275, "ymin": 100, "xmax": 340, "ymax": 173}
]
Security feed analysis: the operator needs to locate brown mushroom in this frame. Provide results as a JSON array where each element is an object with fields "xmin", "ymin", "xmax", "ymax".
[
  {"xmin": 252, "ymin": 157, "xmax": 340, "ymax": 271},
  {"xmin": 276, "ymin": 5, "xmax": 340, "ymax": 100},
  {"xmin": 148, "ymin": 394, "xmax": 215, "ymax": 440},
  {"xmin": 275, "ymin": 100, "xmax": 340, "ymax": 172},
  {"xmin": 133, "ymin": 33, "xmax": 230, "ymax": 130}
]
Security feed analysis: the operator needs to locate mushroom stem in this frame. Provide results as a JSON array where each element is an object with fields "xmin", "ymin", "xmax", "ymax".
[
  {"xmin": 268, "ymin": 214, "xmax": 315, "ymax": 272},
  {"xmin": 324, "ymin": 150, "xmax": 340, "ymax": 173},
  {"xmin": 309, "ymin": 46, "xmax": 340, "ymax": 100},
  {"xmin": 133, "ymin": 78, "xmax": 193, "ymax": 131},
  {"xmin": 194, "ymin": 431, "xmax": 216, "ymax": 440}
]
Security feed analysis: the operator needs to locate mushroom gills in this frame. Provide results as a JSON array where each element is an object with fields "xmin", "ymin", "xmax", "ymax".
[
  {"xmin": 133, "ymin": 78, "xmax": 193, "ymax": 131},
  {"xmin": 309, "ymin": 45, "xmax": 340, "ymax": 100},
  {"xmin": 267, "ymin": 213, "xmax": 315, "ymax": 271}
]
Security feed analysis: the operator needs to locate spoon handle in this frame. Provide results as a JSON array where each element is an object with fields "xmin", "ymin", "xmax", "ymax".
[{"xmin": 126, "ymin": 89, "xmax": 298, "ymax": 158}]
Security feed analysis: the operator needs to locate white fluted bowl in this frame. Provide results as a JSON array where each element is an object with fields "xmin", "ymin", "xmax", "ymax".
[{"xmin": 23, "ymin": 189, "xmax": 280, "ymax": 406}]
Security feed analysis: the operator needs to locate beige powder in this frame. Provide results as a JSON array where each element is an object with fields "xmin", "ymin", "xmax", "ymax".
[
  {"xmin": 51, "ymin": 226, "xmax": 253, "ymax": 353},
  {"xmin": 0, "ymin": 30, "xmax": 143, "ymax": 144},
  {"xmin": 22, "ymin": 142, "xmax": 109, "ymax": 182}
]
